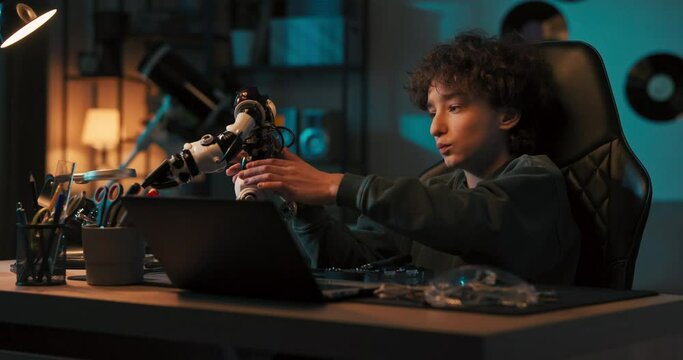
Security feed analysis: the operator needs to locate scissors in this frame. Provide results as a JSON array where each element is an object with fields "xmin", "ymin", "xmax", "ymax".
[
  {"xmin": 93, "ymin": 185, "xmax": 109, "ymax": 227},
  {"xmin": 107, "ymin": 183, "xmax": 142, "ymax": 227},
  {"xmin": 105, "ymin": 184, "xmax": 126, "ymax": 227},
  {"xmin": 102, "ymin": 183, "xmax": 123, "ymax": 227}
]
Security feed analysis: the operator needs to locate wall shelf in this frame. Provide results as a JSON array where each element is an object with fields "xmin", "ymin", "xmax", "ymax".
[
  {"xmin": 223, "ymin": 0, "xmax": 369, "ymax": 176},
  {"xmin": 66, "ymin": 74, "xmax": 146, "ymax": 83},
  {"xmin": 226, "ymin": 65, "xmax": 364, "ymax": 73}
]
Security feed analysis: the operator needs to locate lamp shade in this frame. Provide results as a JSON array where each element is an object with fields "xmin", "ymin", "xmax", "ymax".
[
  {"xmin": 0, "ymin": 1, "xmax": 57, "ymax": 48},
  {"xmin": 82, "ymin": 108, "xmax": 120, "ymax": 150},
  {"xmin": 138, "ymin": 44, "xmax": 223, "ymax": 120}
]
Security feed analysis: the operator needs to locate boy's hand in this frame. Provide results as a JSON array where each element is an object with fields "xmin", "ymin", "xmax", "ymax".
[{"xmin": 225, "ymin": 148, "xmax": 343, "ymax": 205}]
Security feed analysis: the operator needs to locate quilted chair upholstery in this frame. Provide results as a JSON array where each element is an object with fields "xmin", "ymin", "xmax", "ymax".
[{"xmin": 536, "ymin": 41, "xmax": 652, "ymax": 289}]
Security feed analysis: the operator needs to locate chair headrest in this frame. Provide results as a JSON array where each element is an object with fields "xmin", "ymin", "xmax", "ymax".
[{"xmin": 536, "ymin": 41, "xmax": 622, "ymax": 166}]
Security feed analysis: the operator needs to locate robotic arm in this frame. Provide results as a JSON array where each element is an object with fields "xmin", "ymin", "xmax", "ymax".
[{"xmin": 142, "ymin": 87, "xmax": 280, "ymax": 190}]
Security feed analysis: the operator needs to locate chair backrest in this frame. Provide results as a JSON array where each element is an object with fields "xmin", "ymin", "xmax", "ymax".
[{"xmin": 535, "ymin": 41, "xmax": 652, "ymax": 289}]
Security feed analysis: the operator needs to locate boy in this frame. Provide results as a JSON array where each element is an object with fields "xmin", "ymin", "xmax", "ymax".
[{"xmin": 227, "ymin": 32, "xmax": 581, "ymax": 284}]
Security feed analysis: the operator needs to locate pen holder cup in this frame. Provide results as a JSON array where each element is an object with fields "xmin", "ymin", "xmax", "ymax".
[
  {"xmin": 15, "ymin": 223, "xmax": 67, "ymax": 286},
  {"xmin": 82, "ymin": 226, "xmax": 144, "ymax": 286}
]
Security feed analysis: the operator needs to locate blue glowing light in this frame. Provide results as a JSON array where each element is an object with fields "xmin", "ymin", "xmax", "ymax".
[{"xmin": 399, "ymin": 114, "xmax": 439, "ymax": 153}]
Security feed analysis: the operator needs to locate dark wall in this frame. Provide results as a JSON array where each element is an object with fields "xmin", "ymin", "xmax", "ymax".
[{"xmin": 0, "ymin": 31, "xmax": 48, "ymax": 259}]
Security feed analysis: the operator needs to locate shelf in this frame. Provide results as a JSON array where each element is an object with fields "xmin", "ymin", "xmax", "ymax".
[
  {"xmin": 225, "ymin": 65, "xmax": 364, "ymax": 74},
  {"xmin": 66, "ymin": 74, "xmax": 147, "ymax": 84},
  {"xmin": 127, "ymin": 32, "xmax": 230, "ymax": 44}
]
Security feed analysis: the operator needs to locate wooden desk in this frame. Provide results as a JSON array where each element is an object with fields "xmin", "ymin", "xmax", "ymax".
[{"xmin": 0, "ymin": 260, "xmax": 682, "ymax": 359}]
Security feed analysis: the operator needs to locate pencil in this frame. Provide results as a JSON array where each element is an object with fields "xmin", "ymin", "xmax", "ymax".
[{"xmin": 29, "ymin": 173, "xmax": 39, "ymax": 213}]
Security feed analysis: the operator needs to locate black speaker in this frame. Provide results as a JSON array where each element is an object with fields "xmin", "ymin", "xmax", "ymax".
[{"xmin": 298, "ymin": 109, "xmax": 343, "ymax": 164}]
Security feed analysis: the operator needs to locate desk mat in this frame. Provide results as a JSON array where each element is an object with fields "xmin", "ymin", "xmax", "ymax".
[
  {"xmin": 69, "ymin": 273, "xmax": 657, "ymax": 315},
  {"xmin": 351, "ymin": 286, "xmax": 658, "ymax": 315}
]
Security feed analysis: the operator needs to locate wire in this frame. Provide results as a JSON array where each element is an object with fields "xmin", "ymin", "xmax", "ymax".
[
  {"xmin": 276, "ymin": 126, "xmax": 296, "ymax": 148},
  {"xmin": 31, "ymin": 207, "xmax": 49, "ymax": 224}
]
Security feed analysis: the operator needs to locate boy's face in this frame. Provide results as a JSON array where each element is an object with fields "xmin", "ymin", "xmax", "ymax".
[{"xmin": 426, "ymin": 82, "xmax": 511, "ymax": 172}]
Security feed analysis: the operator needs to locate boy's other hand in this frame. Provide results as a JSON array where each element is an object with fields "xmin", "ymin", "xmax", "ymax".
[
  {"xmin": 225, "ymin": 148, "xmax": 343, "ymax": 205},
  {"xmin": 226, "ymin": 162, "xmax": 242, "ymax": 178}
]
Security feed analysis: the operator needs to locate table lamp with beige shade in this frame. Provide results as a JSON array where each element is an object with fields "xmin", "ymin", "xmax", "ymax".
[{"xmin": 81, "ymin": 108, "xmax": 120, "ymax": 167}]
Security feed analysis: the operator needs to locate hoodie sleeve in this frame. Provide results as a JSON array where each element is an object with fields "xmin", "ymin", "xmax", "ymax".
[
  {"xmin": 290, "ymin": 204, "xmax": 411, "ymax": 269},
  {"xmin": 334, "ymin": 156, "xmax": 579, "ymax": 281}
]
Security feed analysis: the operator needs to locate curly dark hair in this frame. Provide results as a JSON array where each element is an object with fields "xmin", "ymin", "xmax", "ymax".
[{"xmin": 406, "ymin": 30, "xmax": 555, "ymax": 155}]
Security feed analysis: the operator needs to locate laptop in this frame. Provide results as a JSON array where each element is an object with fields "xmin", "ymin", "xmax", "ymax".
[{"xmin": 122, "ymin": 196, "xmax": 373, "ymax": 302}]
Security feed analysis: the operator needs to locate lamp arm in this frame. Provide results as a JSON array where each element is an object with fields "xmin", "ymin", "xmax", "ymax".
[
  {"xmin": 196, "ymin": 92, "xmax": 232, "ymax": 135},
  {"xmin": 118, "ymin": 95, "xmax": 172, "ymax": 170}
]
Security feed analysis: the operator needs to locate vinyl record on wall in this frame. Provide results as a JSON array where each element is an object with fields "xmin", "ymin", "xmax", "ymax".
[
  {"xmin": 500, "ymin": 1, "xmax": 568, "ymax": 42},
  {"xmin": 626, "ymin": 53, "xmax": 683, "ymax": 121}
]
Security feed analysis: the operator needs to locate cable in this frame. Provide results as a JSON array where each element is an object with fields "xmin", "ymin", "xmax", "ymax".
[{"xmin": 276, "ymin": 126, "xmax": 296, "ymax": 148}]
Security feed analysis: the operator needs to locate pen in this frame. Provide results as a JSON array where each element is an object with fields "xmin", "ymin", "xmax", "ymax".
[
  {"xmin": 16, "ymin": 202, "xmax": 31, "ymax": 282},
  {"xmin": 52, "ymin": 192, "xmax": 66, "ymax": 225},
  {"xmin": 116, "ymin": 210, "xmax": 129, "ymax": 227},
  {"xmin": 125, "ymin": 183, "xmax": 142, "ymax": 196},
  {"xmin": 107, "ymin": 202, "xmax": 123, "ymax": 227},
  {"xmin": 29, "ymin": 173, "xmax": 39, "ymax": 214},
  {"xmin": 111, "ymin": 183, "xmax": 143, "ymax": 226},
  {"xmin": 117, "ymin": 186, "xmax": 155, "ymax": 227},
  {"xmin": 42, "ymin": 193, "xmax": 65, "ymax": 281},
  {"xmin": 15, "ymin": 202, "xmax": 28, "ymax": 225}
]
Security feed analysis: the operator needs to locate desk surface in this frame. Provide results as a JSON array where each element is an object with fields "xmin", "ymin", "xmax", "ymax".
[{"xmin": 1, "ymin": 260, "xmax": 682, "ymax": 359}]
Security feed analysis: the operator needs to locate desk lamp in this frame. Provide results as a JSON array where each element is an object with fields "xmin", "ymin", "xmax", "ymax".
[
  {"xmin": 138, "ymin": 44, "xmax": 229, "ymax": 125},
  {"xmin": 81, "ymin": 108, "xmax": 120, "ymax": 167},
  {"xmin": 0, "ymin": 1, "xmax": 57, "ymax": 48},
  {"xmin": 117, "ymin": 44, "xmax": 231, "ymax": 170}
]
